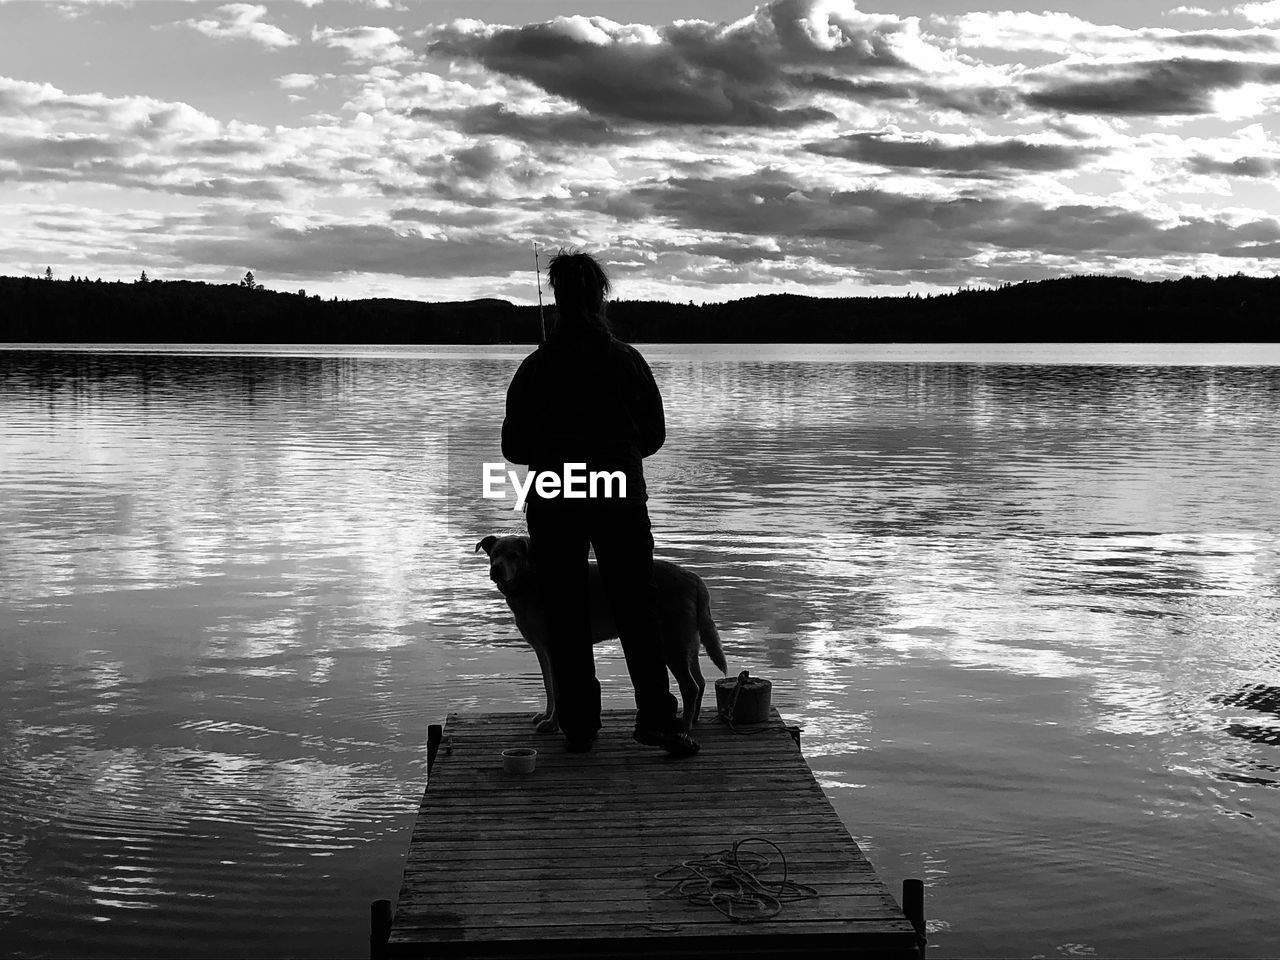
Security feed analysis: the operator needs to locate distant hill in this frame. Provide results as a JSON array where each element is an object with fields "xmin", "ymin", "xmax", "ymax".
[{"xmin": 1, "ymin": 273, "xmax": 1276, "ymax": 343}]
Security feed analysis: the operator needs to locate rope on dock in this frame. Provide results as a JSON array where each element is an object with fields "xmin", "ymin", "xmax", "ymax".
[{"xmin": 654, "ymin": 837, "xmax": 819, "ymax": 922}]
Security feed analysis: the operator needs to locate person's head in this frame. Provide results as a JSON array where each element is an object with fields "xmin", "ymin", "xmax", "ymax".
[{"xmin": 546, "ymin": 250, "xmax": 610, "ymax": 335}]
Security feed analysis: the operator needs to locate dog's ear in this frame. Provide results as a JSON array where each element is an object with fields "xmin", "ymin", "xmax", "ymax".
[{"xmin": 475, "ymin": 535, "xmax": 498, "ymax": 556}]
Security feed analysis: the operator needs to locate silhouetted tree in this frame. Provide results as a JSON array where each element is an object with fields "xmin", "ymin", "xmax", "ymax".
[
  {"xmin": 241, "ymin": 270, "xmax": 257, "ymax": 290},
  {"xmin": 44, "ymin": 266, "xmax": 52, "ymax": 281},
  {"xmin": 1, "ymin": 271, "xmax": 1278, "ymax": 344},
  {"xmin": 138, "ymin": 270, "xmax": 149, "ymax": 283}
]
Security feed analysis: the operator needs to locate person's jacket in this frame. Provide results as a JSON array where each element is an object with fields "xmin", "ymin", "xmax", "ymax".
[{"xmin": 501, "ymin": 326, "xmax": 664, "ymax": 501}]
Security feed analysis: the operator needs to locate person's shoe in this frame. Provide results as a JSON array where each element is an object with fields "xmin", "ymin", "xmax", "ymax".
[
  {"xmin": 564, "ymin": 732, "xmax": 597, "ymax": 753},
  {"xmin": 633, "ymin": 727, "xmax": 700, "ymax": 758}
]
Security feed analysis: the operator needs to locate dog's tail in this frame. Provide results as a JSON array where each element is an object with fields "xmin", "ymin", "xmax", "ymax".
[{"xmin": 696, "ymin": 579, "xmax": 728, "ymax": 674}]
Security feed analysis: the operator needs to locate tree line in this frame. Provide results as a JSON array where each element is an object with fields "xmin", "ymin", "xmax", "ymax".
[{"xmin": 1, "ymin": 272, "xmax": 1277, "ymax": 343}]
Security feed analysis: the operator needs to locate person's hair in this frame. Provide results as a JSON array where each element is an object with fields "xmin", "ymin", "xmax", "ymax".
[{"xmin": 546, "ymin": 250, "xmax": 611, "ymax": 334}]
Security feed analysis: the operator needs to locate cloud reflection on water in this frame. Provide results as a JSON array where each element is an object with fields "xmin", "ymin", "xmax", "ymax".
[{"xmin": 2, "ymin": 347, "xmax": 1280, "ymax": 956}]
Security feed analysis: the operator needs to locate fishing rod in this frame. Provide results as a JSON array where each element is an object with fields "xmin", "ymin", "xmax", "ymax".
[{"xmin": 532, "ymin": 241, "xmax": 546, "ymax": 343}]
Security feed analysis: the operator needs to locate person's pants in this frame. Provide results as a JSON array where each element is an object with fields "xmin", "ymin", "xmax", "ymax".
[{"xmin": 524, "ymin": 494, "xmax": 679, "ymax": 740}]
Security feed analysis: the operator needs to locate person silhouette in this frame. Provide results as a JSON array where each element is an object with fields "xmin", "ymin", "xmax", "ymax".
[{"xmin": 500, "ymin": 250, "xmax": 699, "ymax": 757}]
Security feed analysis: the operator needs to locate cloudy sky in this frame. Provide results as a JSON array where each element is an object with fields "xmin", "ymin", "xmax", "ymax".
[{"xmin": 3, "ymin": 0, "xmax": 1280, "ymax": 302}]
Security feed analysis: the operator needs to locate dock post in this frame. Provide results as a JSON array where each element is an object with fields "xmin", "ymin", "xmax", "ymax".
[
  {"xmin": 369, "ymin": 898, "xmax": 392, "ymax": 959},
  {"xmin": 427, "ymin": 723, "xmax": 443, "ymax": 775},
  {"xmin": 389, "ymin": 710, "xmax": 923, "ymax": 958},
  {"xmin": 903, "ymin": 878, "xmax": 926, "ymax": 957}
]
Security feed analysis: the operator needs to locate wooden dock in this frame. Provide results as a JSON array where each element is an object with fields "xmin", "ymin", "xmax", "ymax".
[{"xmin": 373, "ymin": 709, "xmax": 925, "ymax": 959}]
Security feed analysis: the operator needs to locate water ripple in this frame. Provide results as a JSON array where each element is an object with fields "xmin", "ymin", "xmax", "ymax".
[{"xmin": 3, "ymin": 347, "xmax": 1280, "ymax": 957}]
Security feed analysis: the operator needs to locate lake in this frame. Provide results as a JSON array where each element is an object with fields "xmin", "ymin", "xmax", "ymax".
[{"xmin": 2, "ymin": 343, "xmax": 1279, "ymax": 958}]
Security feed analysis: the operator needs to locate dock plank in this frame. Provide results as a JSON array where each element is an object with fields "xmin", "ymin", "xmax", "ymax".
[{"xmin": 384, "ymin": 709, "xmax": 922, "ymax": 959}]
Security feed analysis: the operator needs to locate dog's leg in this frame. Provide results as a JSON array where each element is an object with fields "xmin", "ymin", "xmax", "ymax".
[
  {"xmin": 674, "ymin": 674, "xmax": 701, "ymax": 732},
  {"xmin": 688, "ymin": 653, "xmax": 706, "ymax": 727},
  {"xmin": 669, "ymin": 641, "xmax": 703, "ymax": 733},
  {"xmin": 531, "ymin": 644, "xmax": 561, "ymax": 733}
]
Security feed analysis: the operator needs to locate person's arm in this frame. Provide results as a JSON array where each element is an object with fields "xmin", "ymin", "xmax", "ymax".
[
  {"xmin": 501, "ymin": 356, "xmax": 539, "ymax": 465},
  {"xmin": 634, "ymin": 353, "xmax": 665, "ymax": 459}
]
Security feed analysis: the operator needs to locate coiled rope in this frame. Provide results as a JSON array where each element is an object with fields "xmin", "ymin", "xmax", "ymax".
[{"xmin": 654, "ymin": 837, "xmax": 819, "ymax": 922}]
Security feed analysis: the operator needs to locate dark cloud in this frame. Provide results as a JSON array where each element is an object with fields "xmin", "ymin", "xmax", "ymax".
[
  {"xmin": 921, "ymin": 85, "xmax": 1020, "ymax": 116},
  {"xmin": 2, "ymin": 133, "xmax": 123, "ymax": 166},
  {"xmin": 1222, "ymin": 242, "xmax": 1280, "ymax": 257},
  {"xmin": 1168, "ymin": 32, "xmax": 1279, "ymax": 54},
  {"xmin": 451, "ymin": 142, "xmax": 508, "ymax": 179},
  {"xmin": 413, "ymin": 103, "xmax": 630, "ymax": 146},
  {"xmin": 683, "ymin": 240, "xmax": 788, "ymax": 265},
  {"xmin": 785, "ymin": 71, "xmax": 877, "ymax": 96},
  {"xmin": 264, "ymin": 160, "xmax": 343, "ymax": 186},
  {"xmin": 173, "ymin": 220, "xmax": 532, "ymax": 279},
  {"xmin": 427, "ymin": 21, "xmax": 818, "ymax": 127},
  {"xmin": 1187, "ymin": 155, "xmax": 1280, "ymax": 177},
  {"xmin": 171, "ymin": 177, "xmax": 286, "ymax": 200},
  {"xmin": 33, "ymin": 220, "xmax": 85, "ymax": 234},
  {"xmin": 182, "ymin": 137, "xmax": 271, "ymax": 157},
  {"xmin": 408, "ymin": 179, "xmax": 499, "ymax": 205},
  {"xmin": 1026, "ymin": 58, "xmax": 1280, "ymax": 115},
  {"xmin": 784, "ymin": 71, "xmax": 1017, "ymax": 116},
  {"xmin": 0, "ymin": 134, "xmax": 289, "ymax": 200},
  {"xmin": 422, "ymin": 0, "xmax": 929, "ymax": 128},
  {"xmin": 390, "ymin": 206, "xmax": 514, "ymax": 229},
  {"xmin": 804, "ymin": 131, "xmax": 1102, "ymax": 174},
  {"xmin": 132, "ymin": 212, "xmax": 216, "ymax": 235},
  {"xmin": 0, "ymin": 158, "xmax": 287, "ymax": 201},
  {"xmin": 592, "ymin": 168, "xmax": 1280, "ymax": 281}
]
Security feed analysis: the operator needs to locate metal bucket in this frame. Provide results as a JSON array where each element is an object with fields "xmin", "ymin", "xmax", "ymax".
[
  {"xmin": 714, "ymin": 671, "xmax": 772, "ymax": 724},
  {"xmin": 501, "ymin": 747, "xmax": 537, "ymax": 774}
]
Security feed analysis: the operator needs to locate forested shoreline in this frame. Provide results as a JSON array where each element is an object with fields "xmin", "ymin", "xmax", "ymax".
[{"xmin": 1, "ymin": 272, "xmax": 1277, "ymax": 343}]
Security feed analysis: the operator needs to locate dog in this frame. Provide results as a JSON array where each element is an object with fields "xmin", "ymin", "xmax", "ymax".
[{"xmin": 476, "ymin": 534, "xmax": 728, "ymax": 733}]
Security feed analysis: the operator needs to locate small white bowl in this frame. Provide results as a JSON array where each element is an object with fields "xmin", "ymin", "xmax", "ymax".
[{"xmin": 501, "ymin": 747, "xmax": 537, "ymax": 774}]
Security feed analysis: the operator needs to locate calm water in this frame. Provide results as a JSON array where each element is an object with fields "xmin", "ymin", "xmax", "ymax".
[{"xmin": 2, "ymin": 343, "xmax": 1280, "ymax": 958}]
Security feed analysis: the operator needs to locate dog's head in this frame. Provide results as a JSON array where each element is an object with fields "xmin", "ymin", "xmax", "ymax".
[{"xmin": 475, "ymin": 534, "xmax": 535, "ymax": 597}]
